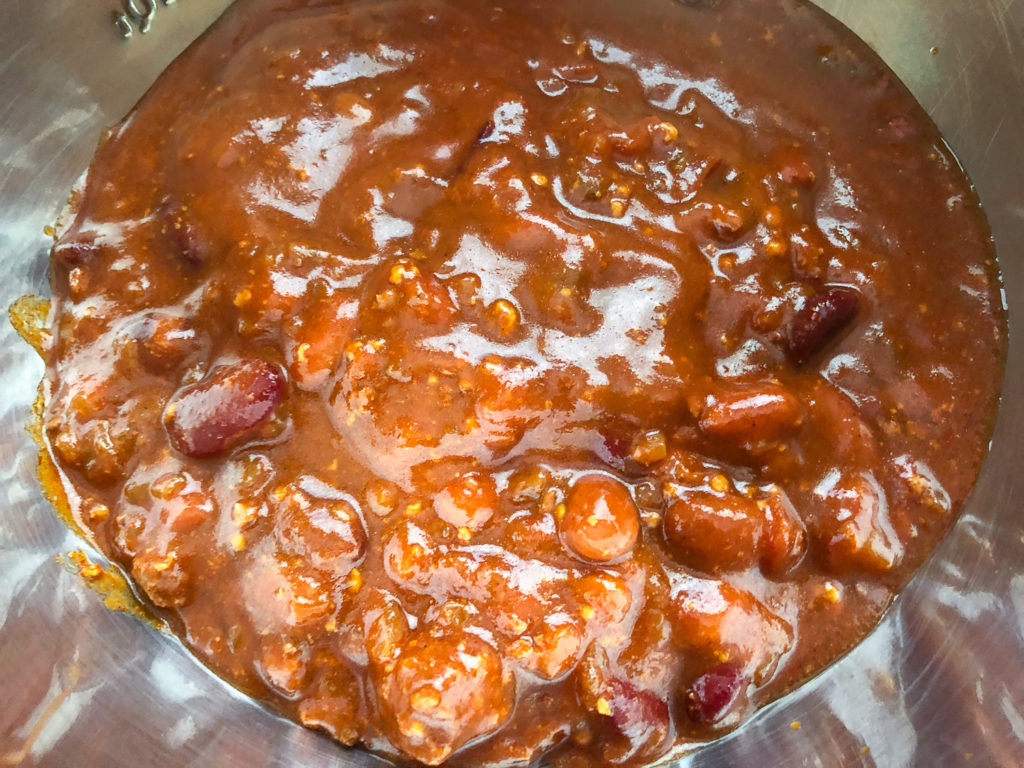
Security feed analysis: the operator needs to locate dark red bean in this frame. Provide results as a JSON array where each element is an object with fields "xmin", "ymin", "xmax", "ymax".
[
  {"xmin": 671, "ymin": 581, "xmax": 793, "ymax": 682},
  {"xmin": 165, "ymin": 358, "xmax": 284, "ymax": 457},
  {"xmin": 475, "ymin": 120, "xmax": 496, "ymax": 144},
  {"xmin": 607, "ymin": 678, "xmax": 671, "ymax": 752},
  {"xmin": 608, "ymin": 118, "xmax": 655, "ymax": 157},
  {"xmin": 161, "ymin": 203, "xmax": 208, "ymax": 266},
  {"xmin": 698, "ymin": 383, "xmax": 802, "ymax": 445},
  {"xmin": 663, "ymin": 491, "xmax": 762, "ymax": 573},
  {"xmin": 785, "ymin": 286, "xmax": 861, "ymax": 365},
  {"xmin": 53, "ymin": 235, "xmax": 102, "ymax": 266},
  {"xmin": 451, "ymin": 121, "xmax": 497, "ymax": 177},
  {"xmin": 685, "ymin": 664, "xmax": 745, "ymax": 724},
  {"xmin": 600, "ymin": 426, "xmax": 633, "ymax": 461},
  {"xmin": 809, "ymin": 470, "xmax": 902, "ymax": 573}
]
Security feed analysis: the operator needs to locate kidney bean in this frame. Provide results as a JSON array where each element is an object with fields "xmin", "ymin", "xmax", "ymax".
[
  {"xmin": 758, "ymin": 488, "xmax": 807, "ymax": 577},
  {"xmin": 555, "ymin": 62, "xmax": 600, "ymax": 84},
  {"xmin": 560, "ymin": 474, "xmax": 640, "ymax": 563},
  {"xmin": 614, "ymin": 117, "xmax": 664, "ymax": 157},
  {"xmin": 663, "ymin": 490, "xmax": 762, "ymax": 573},
  {"xmin": 164, "ymin": 358, "xmax": 285, "ymax": 458},
  {"xmin": 578, "ymin": 645, "xmax": 671, "ymax": 761},
  {"xmin": 600, "ymin": 424, "xmax": 634, "ymax": 461},
  {"xmin": 449, "ymin": 120, "xmax": 498, "ymax": 177},
  {"xmin": 706, "ymin": 203, "xmax": 749, "ymax": 241},
  {"xmin": 809, "ymin": 470, "xmax": 903, "ymax": 573},
  {"xmin": 161, "ymin": 202, "xmax": 208, "ymax": 266},
  {"xmin": 685, "ymin": 663, "xmax": 745, "ymax": 724},
  {"xmin": 698, "ymin": 383, "xmax": 802, "ymax": 445},
  {"xmin": 475, "ymin": 120, "xmax": 496, "ymax": 144},
  {"xmin": 606, "ymin": 678, "xmax": 671, "ymax": 753},
  {"xmin": 785, "ymin": 286, "xmax": 861, "ymax": 365},
  {"xmin": 53, "ymin": 234, "xmax": 103, "ymax": 266}
]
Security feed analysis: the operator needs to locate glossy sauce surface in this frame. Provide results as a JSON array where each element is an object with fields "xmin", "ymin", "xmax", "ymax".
[{"xmin": 42, "ymin": 0, "xmax": 1005, "ymax": 765}]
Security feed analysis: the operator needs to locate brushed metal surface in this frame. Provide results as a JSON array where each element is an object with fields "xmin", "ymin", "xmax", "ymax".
[{"xmin": 1, "ymin": 1, "xmax": 1021, "ymax": 766}]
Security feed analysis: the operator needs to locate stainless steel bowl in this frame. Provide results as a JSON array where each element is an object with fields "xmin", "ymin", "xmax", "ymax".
[{"xmin": 1, "ymin": 1, "xmax": 1021, "ymax": 765}]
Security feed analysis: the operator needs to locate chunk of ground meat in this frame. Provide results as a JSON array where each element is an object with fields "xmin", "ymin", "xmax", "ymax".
[{"xmin": 376, "ymin": 631, "xmax": 515, "ymax": 765}]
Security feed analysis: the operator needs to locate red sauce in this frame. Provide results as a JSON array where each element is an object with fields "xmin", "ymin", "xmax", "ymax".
[{"xmin": 40, "ymin": 0, "xmax": 1005, "ymax": 765}]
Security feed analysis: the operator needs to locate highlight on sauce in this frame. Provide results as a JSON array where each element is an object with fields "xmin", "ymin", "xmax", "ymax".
[{"xmin": 36, "ymin": 0, "xmax": 1005, "ymax": 765}]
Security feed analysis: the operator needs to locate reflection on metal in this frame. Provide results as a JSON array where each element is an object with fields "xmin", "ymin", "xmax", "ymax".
[{"xmin": 114, "ymin": 0, "xmax": 178, "ymax": 38}]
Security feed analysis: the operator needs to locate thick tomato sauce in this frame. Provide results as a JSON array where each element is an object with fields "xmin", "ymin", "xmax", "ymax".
[{"xmin": 42, "ymin": 0, "xmax": 1004, "ymax": 765}]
